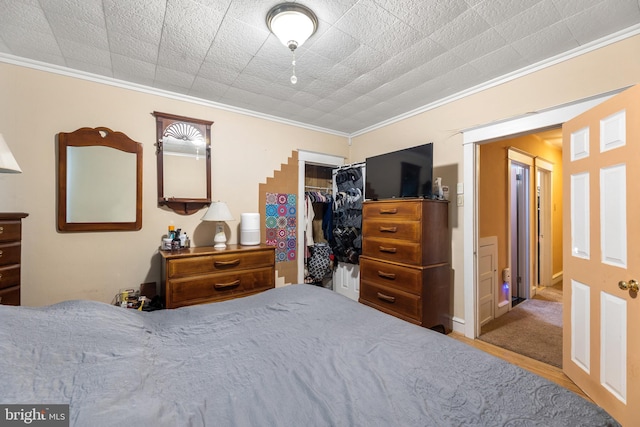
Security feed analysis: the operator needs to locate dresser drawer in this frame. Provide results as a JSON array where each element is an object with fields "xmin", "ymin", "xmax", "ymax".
[
  {"xmin": 362, "ymin": 220, "xmax": 420, "ymax": 242},
  {"xmin": 360, "ymin": 257, "xmax": 421, "ymax": 294},
  {"xmin": 363, "ymin": 201, "xmax": 421, "ymax": 220},
  {"xmin": 362, "ymin": 237, "xmax": 421, "ymax": 265},
  {"xmin": 0, "ymin": 242, "xmax": 20, "ymax": 267},
  {"xmin": 0, "ymin": 221, "xmax": 21, "ymax": 243},
  {"xmin": 0, "ymin": 265, "xmax": 20, "ymax": 290},
  {"xmin": 0, "ymin": 285, "xmax": 20, "ymax": 305},
  {"xmin": 360, "ymin": 281, "xmax": 420, "ymax": 322},
  {"xmin": 167, "ymin": 250, "xmax": 274, "ymax": 278},
  {"xmin": 168, "ymin": 267, "xmax": 275, "ymax": 307}
]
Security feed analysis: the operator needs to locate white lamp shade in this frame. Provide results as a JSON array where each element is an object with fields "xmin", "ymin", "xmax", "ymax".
[
  {"xmin": 201, "ymin": 201, "xmax": 234, "ymax": 222},
  {"xmin": 0, "ymin": 134, "xmax": 22, "ymax": 173}
]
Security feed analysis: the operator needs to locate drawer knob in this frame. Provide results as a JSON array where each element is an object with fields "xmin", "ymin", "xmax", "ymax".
[
  {"xmin": 377, "ymin": 271, "xmax": 396, "ymax": 280},
  {"xmin": 214, "ymin": 259, "xmax": 241, "ymax": 267},
  {"xmin": 377, "ymin": 292, "xmax": 396, "ymax": 303},
  {"xmin": 0, "ymin": 226, "xmax": 3, "ymax": 234},
  {"xmin": 214, "ymin": 280, "xmax": 241, "ymax": 290},
  {"xmin": 378, "ymin": 226, "xmax": 397, "ymax": 233},
  {"xmin": 379, "ymin": 208, "xmax": 397, "ymax": 215},
  {"xmin": 0, "ymin": 250, "xmax": 3, "ymax": 257},
  {"xmin": 379, "ymin": 246, "xmax": 397, "ymax": 254}
]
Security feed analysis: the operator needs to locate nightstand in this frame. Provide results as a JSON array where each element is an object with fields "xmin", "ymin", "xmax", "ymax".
[{"xmin": 160, "ymin": 244, "xmax": 276, "ymax": 309}]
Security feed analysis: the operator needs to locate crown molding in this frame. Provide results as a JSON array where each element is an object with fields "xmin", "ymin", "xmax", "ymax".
[{"xmin": 0, "ymin": 53, "xmax": 349, "ymax": 138}]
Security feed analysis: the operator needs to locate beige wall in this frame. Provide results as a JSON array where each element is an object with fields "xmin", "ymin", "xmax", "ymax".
[
  {"xmin": 478, "ymin": 134, "xmax": 563, "ymax": 290},
  {"xmin": 0, "ymin": 63, "xmax": 348, "ymax": 306},
  {"xmin": 350, "ymin": 34, "xmax": 640, "ymax": 322}
]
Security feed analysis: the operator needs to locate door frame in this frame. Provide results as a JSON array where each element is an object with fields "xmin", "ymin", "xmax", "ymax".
[
  {"xmin": 297, "ymin": 150, "xmax": 345, "ymax": 284},
  {"xmin": 462, "ymin": 89, "xmax": 624, "ymax": 338},
  {"xmin": 535, "ymin": 158, "xmax": 554, "ymax": 288}
]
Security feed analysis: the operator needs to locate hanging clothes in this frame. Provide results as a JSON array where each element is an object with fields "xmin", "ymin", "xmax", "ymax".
[{"xmin": 330, "ymin": 166, "xmax": 364, "ymax": 264}]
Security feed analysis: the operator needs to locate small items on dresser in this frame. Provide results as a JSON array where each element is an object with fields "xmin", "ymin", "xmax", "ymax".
[
  {"xmin": 0, "ymin": 213, "xmax": 28, "ymax": 306},
  {"xmin": 161, "ymin": 225, "xmax": 190, "ymax": 251}
]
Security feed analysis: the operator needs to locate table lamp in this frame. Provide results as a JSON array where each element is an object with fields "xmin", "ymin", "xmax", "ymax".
[
  {"xmin": 201, "ymin": 201, "xmax": 234, "ymax": 249},
  {"xmin": 0, "ymin": 134, "xmax": 22, "ymax": 173}
]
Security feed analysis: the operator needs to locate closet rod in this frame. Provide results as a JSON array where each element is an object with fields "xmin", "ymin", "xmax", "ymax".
[
  {"xmin": 305, "ymin": 185, "xmax": 333, "ymax": 191},
  {"xmin": 334, "ymin": 162, "xmax": 365, "ymax": 171}
]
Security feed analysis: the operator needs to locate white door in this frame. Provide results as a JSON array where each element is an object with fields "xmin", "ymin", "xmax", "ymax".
[
  {"xmin": 478, "ymin": 236, "xmax": 497, "ymax": 326},
  {"xmin": 562, "ymin": 84, "xmax": 640, "ymax": 425}
]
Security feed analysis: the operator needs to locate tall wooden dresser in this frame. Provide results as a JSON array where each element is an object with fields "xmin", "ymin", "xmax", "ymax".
[
  {"xmin": 0, "ymin": 213, "xmax": 28, "ymax": 306},
  {"xmin": 359, "ymin": 199, "xmax": 451, "ymax": 332},
  {"xmin": 160, "ymin": 244, "xmax": 275, "ymax": 309}
]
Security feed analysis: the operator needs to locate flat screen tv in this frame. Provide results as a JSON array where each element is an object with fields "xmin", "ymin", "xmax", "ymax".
[{"xmin": 365, "ymin": 143, "xmax": 433, "ymax": 200}]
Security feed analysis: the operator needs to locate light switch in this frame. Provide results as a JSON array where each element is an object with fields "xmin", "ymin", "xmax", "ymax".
[
  {"xmin": 457, "ymin": 182, "xmax": 464, "ymax": 194},
  {"xmin": 457, "ymin": 195, "xmax": 463, "ymax": 206}
]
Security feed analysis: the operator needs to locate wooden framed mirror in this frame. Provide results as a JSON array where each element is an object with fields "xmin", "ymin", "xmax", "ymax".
[
  {"xmin": 153, "ymin": 112, "xmax": 212, "ymax": 215},
  {"xmin": 57, "ymin": 127, "xmax": 143, "ymax": 232}
]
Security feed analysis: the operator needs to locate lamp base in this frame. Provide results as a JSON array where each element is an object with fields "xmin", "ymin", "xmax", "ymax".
[{"xmin": 213, "ymin": 222, "xmax": 227, "ymax": 250}]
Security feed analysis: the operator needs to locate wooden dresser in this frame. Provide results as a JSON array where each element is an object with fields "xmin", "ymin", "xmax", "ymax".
[
  {"xmin": 0, "ymin": 213, "xmax": 28, "ymax": 306},
  {"xmin": 359, "ymin": 199, "xmax": 451, "ymax": 332},
  {"xmin": 160, "ymin": 244, "xmax": 276, "ymax": 309}
]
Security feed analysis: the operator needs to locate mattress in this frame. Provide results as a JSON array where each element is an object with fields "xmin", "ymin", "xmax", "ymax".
[{"xmin": 0, "ymin": 284, "xmax": 618, "ymax": 426}]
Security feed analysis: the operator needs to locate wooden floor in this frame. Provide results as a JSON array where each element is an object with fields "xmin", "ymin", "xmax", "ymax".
[{"xmin": 448, "ymin": 332, "xmax": 592, "ymax": 402}]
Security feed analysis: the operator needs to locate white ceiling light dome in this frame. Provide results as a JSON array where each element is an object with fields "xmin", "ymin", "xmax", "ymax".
[{"xmin": 266, "ymin": 3, "xmax": 318, "ymax": 52}]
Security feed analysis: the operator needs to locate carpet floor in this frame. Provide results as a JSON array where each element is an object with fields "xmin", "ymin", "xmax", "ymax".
[{"xmin": 479, "ymin": 283, "xmax": 563, "ymax": 368}]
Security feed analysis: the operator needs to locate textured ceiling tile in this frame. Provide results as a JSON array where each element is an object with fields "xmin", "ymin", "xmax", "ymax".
[
  {"xmin": 57, "ymin": 38, "xmax": 111, "ymax": 68},
  {"xmin": 159, "ymin": 0, "xmax": 224, "ymax": 55},
  {"xmin": 334, "ymin": 0, "xmax": 396, "ymax": 43},
  {"xmin": 111, "ymin": 53, "xmax": 156, "ymax": 80},
  {"xmin": 309, "ymin": 27, "xmax": 360, "ymax": 63},
  {"xmin": 289, "ymin": 90, "xmax": 323, "ymax": 108},
  {"xmin": 154, "ymin": 65, "xmax": 196, "ymax": 89},
  {"xmin": 565, "ymin": 1, "xmax": 640, "ymax": 45},
  {"xmin": 225, "ymin": 0, "xmax": 279, "ymax": 28},
  {"xmin": 551, "ymin": 0, "xmax": 605, "ymax": 18},
  {"xmin": 369, "ymin": 18, "xmax": 423, "ymax": 58},
  {"xmin": 39, "ymin": 0, "xmax": 105, "ymax": 27},
  {"xmin": 295, "ymin": 51, "xmax": 336, "ymax": 80},
  {"xmin": 241, "ymin": 55, "xmax": 289, "ymax": 82},
  {"xmin": 0, "ymin": 1, "xmax": 51, "ymax": 31},
  {"xmin": 511, "ymin": 22, "xmax": 579, "ymax": 62},
  {"xmin": 65, "ymin": 58, "xmax": 112, "ymax": 77},
  {"xmin": 212, "ymin": 16, "xmax": 269, "ymax": 57},
  {"xmin": 474, "ymin": 0, "xmax": 542, "ymax": 26},
  {"xmin": 109, "ymin": 31, "xmax": 159, "ymax": 63},
  {"xmin": 449, "ymin": 28, "xmax": 506, "ymax": 63},
  {"xmin": 260, "ymin": 81, "xmax": 299, "ymax": 102},
  {"xmin": 380, "ymin": 0, "xmax": 470, "ymax": 35},
  {"xmin": 0, "ymin": 23, "xmax": 61, "ymax": 56},
  {"xmin": 469, "ymin": 45, "xmax": 525, "ymax": 77},
  {"xmin": 339, "ymin": 45, "xmax": 388, "ymax": 75},
  {"xmin": 157, "ymin": 46, "xmax": 206, "ymax": 74},
  {"xmin": 197, "ymin": 61, "xmax": 242, "ymax": 85},
  {"xmin": 190, "ymin": 76, "xmax": 228, "ymax": 99},
  {"xmin": 341, "ymin": 72, "xmax": 385, "ymax": 96},
  {"xmin": 429, "ymin": 8, "xmax": 492, "ymax": 50},
  {"xmin": 46, "ymin": 12, "xmax": 109, "ymax": 50},
  {"xmin": 104, "ymin": 0, "xmax": 166, "ymax": 44},
  {"xmin": 494, "ymin": 0, "xmax": 561, "ymax": 43},
  {"xmin": 307, "ymin": 0, "xmax": 360, "ymax": 26},
  {"xmin": 324, "ymin": 63, "xmax": 360, "ymax": 87},
  {"xmin": 231, "ymin": 72, "xmax": 271, "ymax": 94}
]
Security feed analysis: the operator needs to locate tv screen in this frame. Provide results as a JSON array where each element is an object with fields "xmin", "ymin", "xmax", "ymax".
[{"xmin": 365, "ymin": 143, "xmax": 433, "ymax": 200}]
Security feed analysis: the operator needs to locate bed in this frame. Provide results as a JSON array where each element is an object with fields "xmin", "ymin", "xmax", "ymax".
[{"xmin": 0, "ymin": 284, "xmax": 618, "ymax": 426}]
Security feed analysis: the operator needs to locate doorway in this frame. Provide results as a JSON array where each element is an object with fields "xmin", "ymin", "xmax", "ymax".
[
  {"xmin": 463, "ymin": 90, "xmax": 621, "ymax": 340},
  {"xmin": 510, "ymin": 160, "xmax": 530, "ymax": 307}
]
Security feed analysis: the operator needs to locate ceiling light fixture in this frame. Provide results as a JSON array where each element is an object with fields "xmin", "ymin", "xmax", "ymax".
[{"xmin": 266, "ymin": 3, "xmax": 318, "ymax": 85}]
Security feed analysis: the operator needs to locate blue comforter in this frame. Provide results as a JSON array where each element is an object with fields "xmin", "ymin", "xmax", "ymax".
[{"xmin": 0, "ymin": 285, "xmax": 618, "ymax": 426}]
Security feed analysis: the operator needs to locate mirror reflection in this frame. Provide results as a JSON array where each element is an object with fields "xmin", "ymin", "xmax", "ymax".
[
  {"xmin": 67, "ymin": 146, "xmax": 137, "ymax": 222},
  {"xmin": 153, "ymin": 112, "xmax": 212, "ymax": 215}
]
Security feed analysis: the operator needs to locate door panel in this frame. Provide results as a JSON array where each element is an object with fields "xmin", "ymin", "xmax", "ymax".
[{"xmin": 563, "ymin": 85, "xmax": 640, "ymax": 425}]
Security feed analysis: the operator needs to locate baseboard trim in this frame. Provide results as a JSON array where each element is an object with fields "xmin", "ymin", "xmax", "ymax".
[{"xmin": 552, "ymin": 272, "xmax": 563, "ymax": 286}]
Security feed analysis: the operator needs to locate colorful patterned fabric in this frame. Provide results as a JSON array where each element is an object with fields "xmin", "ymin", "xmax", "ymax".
[{"xmin": 266, "ymin": 193, "xmax": 297, "ymax": 263}]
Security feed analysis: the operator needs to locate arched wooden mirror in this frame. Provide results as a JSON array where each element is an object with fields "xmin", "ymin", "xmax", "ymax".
[
  {"xmin": 57, "ymin": 127, "xmax": 143, "ymax": 232},
  {"xmin": 153, "ymin": 112, "xmax": 212, "ymax": 215}
]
